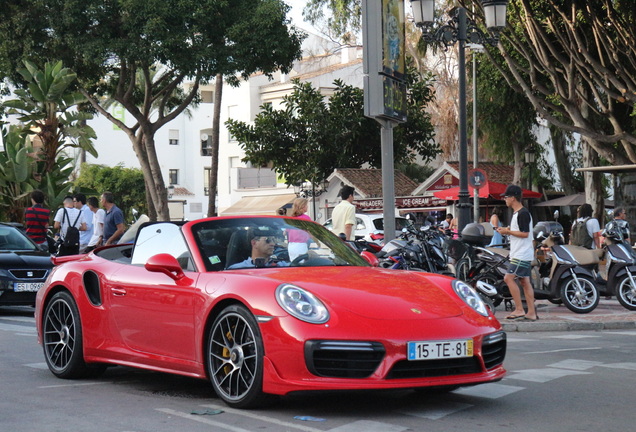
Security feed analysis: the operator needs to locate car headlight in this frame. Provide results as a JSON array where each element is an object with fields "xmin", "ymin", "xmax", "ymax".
[
  {"xmin": 276, "ymin": 284, "xmax": 329, "ymax": 324},
  {"xmin": 452, "ymin": 280, "xmax": 489, "ymax": 317}
]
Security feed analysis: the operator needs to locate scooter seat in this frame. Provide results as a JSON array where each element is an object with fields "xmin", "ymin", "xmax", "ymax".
[{"xmin": 563, "ymin": 245, "xmax": 604, "ymax": 265}]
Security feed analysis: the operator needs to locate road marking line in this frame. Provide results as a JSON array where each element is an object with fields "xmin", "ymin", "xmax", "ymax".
[
  {"xmin": 0, "ymin": 323, "xmax": 37, "ymax": 333},
  {"xmin": 599, "ymin": 362, "xmax": 636, "ymax": 371},
  {"xmin": 156, "ymin": 408, "xmax": 253, "ymax": 432},
  {"xmin": 548, "ymin": 359, "xmax": 603, "ymax": 371},
  {"xmin": 506, "ymin": 368, "xmax": 591, "ymax": 383},
  {"xmin": 38, "ymin": 382, "xmax": 109, "ymax": 389},
  {"xmin": 526, "ymin": 347, "xmax": 603, "ymax": 354},
  {"xmin": 548, "ymin": 334, "xmax": 600, "ymax": 339},
  {"xmin": 399, "ymin": 401, "xmax": 472, "ymax": 420},
  {"xmin": 455, "ymin": 382, "xmax": 524, "ymax": 399},
  {"xmin": 201, "ymin": 403, "xmax": 323, "ymax": 432},
  {"xmin": 326, "ymin": 419, "xmax": 408, "ymax": 432},
  {"xmin": 24, "ymin": 362, "xmax": 49, "ymax": 370},
  {"xmin": 0, "ymin": 316, "xmax": 35, "ymax": 323}
]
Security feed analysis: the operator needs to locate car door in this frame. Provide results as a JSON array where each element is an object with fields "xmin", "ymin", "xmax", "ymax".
[{"xmin": 107, "ymin": 223, "xmax": 199, "ymax": 362}]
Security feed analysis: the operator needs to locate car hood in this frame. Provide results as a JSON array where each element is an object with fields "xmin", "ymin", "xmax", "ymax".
[
  {"xmin": 228, "ymin": 266, "xmax": 463, "ymax": 320},
  {"xmin": 0, "ymin": 251, "xmax": 53, "ymax": 269}
]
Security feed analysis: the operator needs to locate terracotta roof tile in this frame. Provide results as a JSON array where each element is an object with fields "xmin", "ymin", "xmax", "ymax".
[
  {"xmin": 332, "ymin": 168, "xmax": 419, "ymax": 197},
  {"xmin": 446, "ymin": 162, "xmax": 515, "ymax": 184}
]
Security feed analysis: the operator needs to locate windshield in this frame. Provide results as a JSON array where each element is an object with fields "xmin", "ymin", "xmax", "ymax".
[
  {"xmin": 0, "ymin": 226, "xmax": 39, "ymax": 252},
  {"xmin": 191, "ymin": 217, "xmax": 369, "ymax": 271}
]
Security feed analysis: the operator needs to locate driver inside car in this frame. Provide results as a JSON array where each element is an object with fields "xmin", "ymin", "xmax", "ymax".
[{"xmin": 228, "ymin": 230, "xmax": 290, "ymax": 269}]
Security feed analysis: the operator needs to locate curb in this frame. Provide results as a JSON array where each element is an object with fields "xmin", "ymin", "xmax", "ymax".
[{"xmin": 501, "ymin": 320, "xmax": 636, "ymax": 332}]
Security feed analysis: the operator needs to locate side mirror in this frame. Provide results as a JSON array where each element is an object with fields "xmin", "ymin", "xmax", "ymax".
[{"xmin": 145, "ymin": 253, "xmax": 186, "ymax": 281}]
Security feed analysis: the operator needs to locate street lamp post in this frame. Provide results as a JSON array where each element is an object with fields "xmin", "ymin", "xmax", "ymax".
[
  {"xmin": 411, "ymin": 0, "xmax": 508, "ymax": 233},
  {"xmin": 525, "ymin": 146, "xmax": 536, "ymax": 190}
]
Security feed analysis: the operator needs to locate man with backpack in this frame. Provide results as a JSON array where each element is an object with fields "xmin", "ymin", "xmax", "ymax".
[
  {"xmin": 570, "ymin": 203, "xmax": 601, "ymax": 249},
  {"xmin": 53, "ymin": 196, "xmax": 87, "ymax": 256}
]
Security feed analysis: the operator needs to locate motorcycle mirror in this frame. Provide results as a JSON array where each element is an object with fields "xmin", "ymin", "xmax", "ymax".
[{"xmin": 553, "ymin": 210, "xmax": 559, "ymax": 220}]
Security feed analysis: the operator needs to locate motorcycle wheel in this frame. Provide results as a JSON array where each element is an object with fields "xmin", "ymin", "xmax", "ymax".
[
  {"xmin": 455, "ymin": 258, "xmax": 470, "ymax": 281},
  {"xmin": 559, "ymin": 274, "xmax": 599, "ymax": 314},
  {"xmin": 615, "ymin": 274, "xmax": 636, "ymax": 311}
]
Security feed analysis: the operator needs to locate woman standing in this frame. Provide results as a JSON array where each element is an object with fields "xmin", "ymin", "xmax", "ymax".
[
  {"xmin": 287, "ymin": 198, "xmax": 312, "ymax": 260},
  {"xmin": 488, "ymin": 207, "xmax": 505, "ymax": 247}
]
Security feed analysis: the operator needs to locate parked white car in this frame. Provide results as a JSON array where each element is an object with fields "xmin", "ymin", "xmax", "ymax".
[{"xmin": 323, "ymin": 213, "xmax": 412, "ymax": 243}]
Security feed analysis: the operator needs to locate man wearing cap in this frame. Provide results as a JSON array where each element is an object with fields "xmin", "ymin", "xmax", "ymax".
[{"xmin": 497, "ymin": 184, "xmax": 538, "ymax": 321}]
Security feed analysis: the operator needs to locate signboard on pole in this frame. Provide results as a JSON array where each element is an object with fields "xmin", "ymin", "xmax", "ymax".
[{"xmin": 363, "ymin": 0, "xmax": 408, "ymax": 123}]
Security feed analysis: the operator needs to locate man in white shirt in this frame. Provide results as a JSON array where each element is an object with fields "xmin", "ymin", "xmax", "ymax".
[
  {"xmin": 86, "ymin": 196, "xmax": 106, "ymax": 252},
  {"xmin": 497, "ymin": 185, "xmax": 537, "ymax": 322},
  {"xmin": 330, "ymin": 186, "xmax": 356, "ymax": 241},
  {"xmin": 74, "ymin": 193, "xmax": 94, "ymax": 253},
  {"xmin": 53, "ymin": 196, "xmax": 87, "ymax": 255}
]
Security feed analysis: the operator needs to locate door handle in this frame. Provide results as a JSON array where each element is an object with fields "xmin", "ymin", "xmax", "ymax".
[{"xmin": 111, "ymin": 287, "xmax": 127, "ymax": 296}]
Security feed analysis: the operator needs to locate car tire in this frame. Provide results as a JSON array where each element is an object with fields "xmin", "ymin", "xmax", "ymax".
[
  {"xmin": 42, "ymin": 291, "xmax": 105, "ymax": 378},
  {"xmin": 206, "ymin": 304, "xmax": 272, "ymax": 408}
]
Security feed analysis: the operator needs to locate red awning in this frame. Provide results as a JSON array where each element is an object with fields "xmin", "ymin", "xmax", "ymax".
[{"xmin": 433, "ymin": 181, "xmax": 542, "ymax": 200}]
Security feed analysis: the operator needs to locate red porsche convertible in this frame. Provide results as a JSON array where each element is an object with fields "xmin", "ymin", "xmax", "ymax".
[{"xmin": 35, "ymin": 216, "xmax": 506, "ymax": 408}]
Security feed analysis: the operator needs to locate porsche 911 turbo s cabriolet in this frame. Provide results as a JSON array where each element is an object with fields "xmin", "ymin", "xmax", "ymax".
[{"xmin": 35, "ymin": 216, "xmax": 506, "ymax": 408}]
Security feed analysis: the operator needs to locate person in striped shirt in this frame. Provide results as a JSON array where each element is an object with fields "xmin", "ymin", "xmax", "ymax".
[{"xmin": 24, "ymin": 190, "xmax": 50, "ymax": 245}]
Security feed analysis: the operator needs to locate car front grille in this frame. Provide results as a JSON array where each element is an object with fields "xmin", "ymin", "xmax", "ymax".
[
  {"xmin": 305, "ymin": 340, "xmax": 386, "ymax": 378},
  {"xmin": 8, "ymin": 269, "xmax": 49, "ymax": 280},
  {"xmin": 386, "ymin": 357, "xmax": 482, "ymax": 379},
  {"xmin": 482, "ymin": 331, "xmax": 507, "ymax": 369}
]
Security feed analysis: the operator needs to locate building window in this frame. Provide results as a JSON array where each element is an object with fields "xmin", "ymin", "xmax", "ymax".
[
  {"xmin": 201, "ymin": 90, "xmax": 214, "ymax": 103},
  {"xmin": 204, "ymin": 168, "xmax": 211, "ymax": 196},
  {"xmin": 169, "ymin": 169, "xmax": 179, "ymax": 185},
  {"xmin": 169, "ymin": 129, "xmax": 179, "ymax": 145}
]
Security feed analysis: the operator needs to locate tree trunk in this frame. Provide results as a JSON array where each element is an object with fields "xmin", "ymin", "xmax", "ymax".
[
  {"xmin": 582, "ymin": 137, "xmax": 604, "ymax": 224},
  {"xmin": 142, "ymin": 130, "xmax": 170, "ymax": 221},
  {"xmin": 550, "ymin": 126, "xmax": 578, "ymax": 195},
  {"xmin": 207, "ymin": 74, "xmax": 223, "ymax": 217}
]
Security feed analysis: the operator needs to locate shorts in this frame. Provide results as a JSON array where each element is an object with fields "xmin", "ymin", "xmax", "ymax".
[{"xmin": 507, "ymin": 258, "xmax": 532, "ymax": 278}]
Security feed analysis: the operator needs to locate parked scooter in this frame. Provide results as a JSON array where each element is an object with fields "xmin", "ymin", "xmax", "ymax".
[
  {"xmin": 531, "ymin": 223, "xmax": 599, "ymax": 313},
  {"xmin": 564, "ymin": 221, "xmax": 636, "ymax": 311},
  {"xmin": 460, "ymin": 222, "xmax": 599, "ymax": 314}
]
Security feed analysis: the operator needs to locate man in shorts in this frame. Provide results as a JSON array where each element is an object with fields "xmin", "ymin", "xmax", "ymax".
[{"xmin": 497, "ymin": 185, "xmax": 537, "ymax": 321}]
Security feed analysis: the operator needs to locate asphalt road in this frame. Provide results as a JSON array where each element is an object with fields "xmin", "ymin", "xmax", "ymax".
[{"xmin": 2, "ymin": 306, "xmax": 636, "ymax": 432}]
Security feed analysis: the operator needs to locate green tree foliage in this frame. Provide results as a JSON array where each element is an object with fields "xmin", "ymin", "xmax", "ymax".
[
  {"xmin": 1, "ymin": 60, "xmax": 97, "ymax": 176},
  {"xmin": 74, "ymin": 164, "xmax": 147, "ymax": 222},
  {"xmin": 226, "ymin": 66, "xmax": 438, "ymax": 186},
  {"xmin": 469, "ymin": 0, "xmax": 636, "ymax": 163},
  {"xmin": 0, "ymin": 0, "xmax": 304, "ymax": 221},
  {"xmin": 0, "ymin": 126, "xmax": 75, "ymax": 223}
]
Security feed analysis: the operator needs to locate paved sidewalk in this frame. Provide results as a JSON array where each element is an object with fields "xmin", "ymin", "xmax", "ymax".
[{"xmin": 495, "ymin": 299, "xmax": 636, "ymax": 332}]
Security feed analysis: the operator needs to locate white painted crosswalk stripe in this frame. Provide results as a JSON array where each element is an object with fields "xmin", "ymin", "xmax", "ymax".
[
  {"xmin": 506, "ymin": 368, "xmax": 591, "ymax": 383},
  {"xmin": 548, "ymin": 359, "xmax": 603, "ymax": 370},
  {"xmin": 455, "ymin": 382, "xmax": 524, "ymax": 399},
  {"xmin": 399, "ymin": 401, "xmax": 473, "ymax": 420},
  {"xmin": 201, "ymin": 403, "xmax": 323, "ymax": 432},
  {"xmin": 327, "ymin": 419, "xmax": 408, "ymax": 432}
]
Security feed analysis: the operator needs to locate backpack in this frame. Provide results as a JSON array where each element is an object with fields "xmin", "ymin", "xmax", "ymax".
[
  {"xmin": 571, "ymin": 217, "xmax": 593, "ymax": 248},
  {"xmin": 62, "ymin": 208, "xmax": 81, "ymax": 249}
]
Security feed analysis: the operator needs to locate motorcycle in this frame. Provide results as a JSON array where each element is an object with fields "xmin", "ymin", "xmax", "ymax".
[
  {"xmin": 564, "ymin": 221, "xmax": 636, "ymax": 311},
  {"xmin": 460, "ymin": 222, "xmax": 600, "ymax": 314},
  {"xmin": 375, "ymin": 223, "xmax": 454, "ymax": 275}
]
